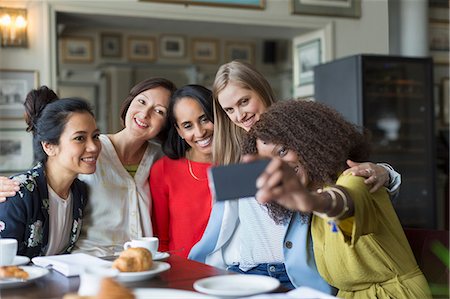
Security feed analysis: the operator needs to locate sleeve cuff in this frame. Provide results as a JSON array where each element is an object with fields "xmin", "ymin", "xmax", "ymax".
[{"xmin": 377, "ymin": 163, "xmax": 401, "ymax": 195}]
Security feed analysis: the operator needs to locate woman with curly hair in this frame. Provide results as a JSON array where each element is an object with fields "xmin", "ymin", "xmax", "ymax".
[
  {"xmin": 190, "ymin": 60, "xmax": 402, "ymax": 292},
  {"xmin": 244, "ymin": 99, "xmax": 430, "ymax": 298}
]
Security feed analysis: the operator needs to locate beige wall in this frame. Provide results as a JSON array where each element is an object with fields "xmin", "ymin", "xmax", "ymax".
[{"xmin": 0, "ymin": 0, "xmax": 390, "ymax": 86}]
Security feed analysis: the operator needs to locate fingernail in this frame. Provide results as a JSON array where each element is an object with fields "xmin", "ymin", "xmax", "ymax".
[
  {"xmin": 256, "ymin": 177, "xmax": 263, "ymax": 188},
  {"xmin": 14, "ymin": 186, "xmax": 20, "ymax": 191}
]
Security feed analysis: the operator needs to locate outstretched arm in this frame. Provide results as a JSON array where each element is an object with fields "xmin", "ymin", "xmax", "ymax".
[{"xmin": 254, "ymin": 157, "xmax": 354, "ymax": 220}]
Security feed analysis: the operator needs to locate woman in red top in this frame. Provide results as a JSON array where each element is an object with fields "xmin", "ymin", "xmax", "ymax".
[{"xmin": 149, "ymin": 85, "xmax": 213, "ymax": 258}]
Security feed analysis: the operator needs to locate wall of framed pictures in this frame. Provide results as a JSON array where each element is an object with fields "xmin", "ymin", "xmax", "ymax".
[{"xmin": 0, "ymin": 70, "xmax": 39, "ymax": 175}]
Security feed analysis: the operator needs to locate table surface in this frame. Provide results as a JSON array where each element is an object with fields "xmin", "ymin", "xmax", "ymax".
[{"xmin": 1, "ymin": 255, "xmax": 286, "ymax": 299}]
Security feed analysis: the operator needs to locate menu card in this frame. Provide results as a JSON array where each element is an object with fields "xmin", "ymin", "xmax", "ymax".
[{"xmin": 32, "ymin": 253, "xmax": 112, "ymax": 277}]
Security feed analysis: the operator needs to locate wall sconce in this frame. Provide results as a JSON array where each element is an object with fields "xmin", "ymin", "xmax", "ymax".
[{"xmin": 0, "ymin": 7, "xmax": 27, "ymax": 47}]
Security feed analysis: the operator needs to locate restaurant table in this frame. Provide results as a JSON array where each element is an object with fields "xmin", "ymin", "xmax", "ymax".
[{"xmin": 1, "ymin": 255, "xmax": 288, "ymax": 299}]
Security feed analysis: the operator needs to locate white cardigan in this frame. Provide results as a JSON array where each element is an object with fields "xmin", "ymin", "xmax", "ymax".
[{"xmin": 73, "ymin": 134, "xmax": 163, "ymax": 257}]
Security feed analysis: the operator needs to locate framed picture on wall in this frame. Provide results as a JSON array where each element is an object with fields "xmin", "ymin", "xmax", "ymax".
[
  {"xmin": 429, "ymin": 22, "xmax": 449, "ymax": 65},
  {"xmin": 293, "ymin": 24, "xmax": 333, "ymax": 97},
  {"xmin": 192, "ymin": 38, "xmax": 219, "ymax": 63},
  {"xmin": 160, "ymin": 35, "xmax": 186, "ymax": 58},
  {"xmin": 225, "ymin": 41, "xmax": 255, "ymax": 64},
  {"xmin": 291, "ymin": 0, "xmax": 361, "ymax": 18},
  {"xmin": 127, "ymin": 36, "xmax": 156, "ymax": 62},
  {"xmin": 0, "ymin": 69, "xmax": 39, "ymax": 119},
  {"xmin": 61, "ymin": 37, "xmax": 94, "ymax": 63},
  {"xmin": 58, "ymin": 82, "xmax": 99, "ymax": 118},
  {"xmin": 101, "ymin": 33, "xmax": 122, "ymax": 58},
  {"xmin": 0, "ymin": 128, "xmax": 33, "ymax": 172}
]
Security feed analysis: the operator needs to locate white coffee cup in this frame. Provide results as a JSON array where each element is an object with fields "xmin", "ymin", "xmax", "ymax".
[
  {"xmin": 0, "ymin": 238, "xmax": 18, "ymax": 266},
  {"xmin": 123, "ymin": 237, "xmax": 159, "ymax": 255},
  {"xmin": 78, "ymin": 266, "xmax": 119, "ymax": 296}
]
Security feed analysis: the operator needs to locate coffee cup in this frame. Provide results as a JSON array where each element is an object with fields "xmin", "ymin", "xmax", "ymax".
[
  {"xmin": 0, "ymin": 238, "xmax": 17, "ymax": 266},
  {"xmin": 123, "ymin": 237, "xmax": 159, "ymax": 255},
  {"xmin": 78, "ymin": 266, "xmax": 119, "ymax": 296}
]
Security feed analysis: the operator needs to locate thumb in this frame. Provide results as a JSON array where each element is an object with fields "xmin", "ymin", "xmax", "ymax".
[{"xmin": 346, "ymin": 159, "xmax": 359, "ymax": 168}]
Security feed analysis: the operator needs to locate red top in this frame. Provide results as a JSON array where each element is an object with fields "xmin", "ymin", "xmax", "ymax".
[{"xmin": 149, "ymin": 157, "xmax": 212, "ymax": 258}]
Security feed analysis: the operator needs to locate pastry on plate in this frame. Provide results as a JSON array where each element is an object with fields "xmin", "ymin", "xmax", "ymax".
[
  {"xmin": 63, "ymin": 278, "xmax": 135, "ymax": 299},
  {"xmin": 0, "ymin": 266, "xmax": 29, "ymax": 279},
  {"xmin": 112, "ymin": 247, "xmax": 152, "ymax": 272},
  {"xmin": 97, "ymin": 277, "xmax": 135, "ymax": 299}
]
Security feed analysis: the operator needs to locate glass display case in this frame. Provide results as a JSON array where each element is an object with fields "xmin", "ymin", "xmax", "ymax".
[{"xmin": 314, "ymin": 54, "xmax": 435, "ymax": 228}]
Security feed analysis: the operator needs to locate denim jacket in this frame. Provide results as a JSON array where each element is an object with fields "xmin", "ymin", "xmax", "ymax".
[{"xmin": 0, "ymin": 163, "xmax": 88, "ymax": 258}]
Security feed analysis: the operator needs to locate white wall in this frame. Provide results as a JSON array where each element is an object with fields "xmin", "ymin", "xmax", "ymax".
[{"xmin": 0, "ymin": 0, "xmax": 390, "ymax": 87}]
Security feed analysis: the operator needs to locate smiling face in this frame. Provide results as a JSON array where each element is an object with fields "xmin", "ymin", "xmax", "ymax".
[
  {"xmin": 174, "ymin": 97, "xmax": 214, "ymax": 161},
  {"xmin": 44, "ymin": 112, "xmax": 101, "ymax": 177},
  {"xmin": 124, "ymin": 86, "xmax": 171, "ymax": 140},
  {"xmin": 217, "ymin": 82, "xmax": 267, "ymax": 132},
  {"xmin": 256, "ymin": 139, "xmax": 308, "ymax": 186}
]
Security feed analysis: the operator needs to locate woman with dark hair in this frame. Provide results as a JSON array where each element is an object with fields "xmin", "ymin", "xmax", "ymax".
[
  {"xmin": 74, "ymin": 78, "xmax": 176, "ymax": 256},
  {"xmin": 244, "ymin": 99, "xmax": 430, "ymax": 298},
  {"xmin": 0, "ymin": 86, "xmax": 101, "ymax": 258},
  {"xmin": 150, "ymin": 84, "xmax": 213, "ymax": 258},
  {"xmin": 0, "ymin": 79, "xmax": 177, "ymax": 257}
]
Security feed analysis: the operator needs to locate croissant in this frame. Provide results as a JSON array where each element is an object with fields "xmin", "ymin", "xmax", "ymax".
[
  {"xmin": 112, "ymin": 247, "xmax": 152, "ymax": 272},
  {"xmin": 0, "ymin": 266, "xmax": 29, "ymax": 279},
  {"xmin": 96, "ymin": 277, "xmax": 135, "ymax": 299}
]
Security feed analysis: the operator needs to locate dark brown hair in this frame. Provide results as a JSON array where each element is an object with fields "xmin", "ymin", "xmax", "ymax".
[
  {"xmin": 119, "ymin": 78, "xmax": 177, "ymax": 141},
  {"xmin": 242, "ymin": 99, "xmax": 371, "ymax": 223}
]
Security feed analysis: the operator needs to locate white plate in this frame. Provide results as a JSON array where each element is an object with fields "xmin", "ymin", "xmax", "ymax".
[
  {"xmin": 134, "ymin": 288, "xmax": 218, "ymax": 298},
  {"xmin": 193, "ymin": 274, "xmax": 280, "ymax": 297},
  {"xmin": 5, "ymin": 256, "xmax": 30, "ymax": 266},
  {"xmin": 116, "ymin": 261, "xmax": 170, "ymax": 282},
  {"xmin": 153, "ymin": 251, "xmax": 170, "ymax": 261},
  {"xmin": 0, "ymin": 266, "xmax": 49, "ymax": 288}
]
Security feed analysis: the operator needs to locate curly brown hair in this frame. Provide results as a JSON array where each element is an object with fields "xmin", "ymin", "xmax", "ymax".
[
  {"xmin": 242, "ymin": 99, "xmax": 371, "ymax": 223},
  {"xmin": 243, "ymin": 99, "xmax": 371, "ymax": 185}
]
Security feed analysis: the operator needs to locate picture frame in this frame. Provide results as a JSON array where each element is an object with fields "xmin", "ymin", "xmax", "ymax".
[
  {"xmin": 127, "ymin": 36, "xmax": 156, "ymax": 62},
  {"xmin": 61, "ymin": 37, "xmax": 94, "ymax": 63},
  {"xmin": 192, "ymin": 38, "xmax": 219, "ymax": 63},
  {"xmin": 101, "ymin": 33, "xmax": 122, "ymax": 58},
  {"xmin": 442, "ymin": 77, "xmax": 449, "ymax": 126},
  {"xmin": 139, "ymin": 0, "xmax": 265, "ymax": 9},
  {"xmin": 0, "ymin": 70, "xmax": 39, "ymax": 119},
  {"xmin": 58, "ymin": 82, "xmax": 99, "ymax": 120},
  {"xmin": 160, "ymin": 35, "xmax": 186, "ymax": 58},
  {"xmin": 293, "ymin": 24, "xmax": 333, "ymax": 97},
  {"xmin": 291, "ymin": 0, "xmax": 361, "ymax": 18},
  {"xmin": 429, "ymin": 22, "xmax": 449, "ymax": 65},
  {"xmin": 225, "ymin": 41, "xmax": 255, "ymax": 64},
  {"xmin": 0, "ymin": 128, "xmax": 33, "ymax": 172}
]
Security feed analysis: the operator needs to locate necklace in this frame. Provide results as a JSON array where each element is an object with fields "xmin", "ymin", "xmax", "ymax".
[{"xmin": 187, "ymin": 159, "xmax": 208, "ymax": 181}]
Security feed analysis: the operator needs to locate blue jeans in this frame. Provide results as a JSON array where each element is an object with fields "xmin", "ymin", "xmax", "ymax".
[{"xmin": 227, "ymin": 263, "xmax": 295, "ymax": 290}]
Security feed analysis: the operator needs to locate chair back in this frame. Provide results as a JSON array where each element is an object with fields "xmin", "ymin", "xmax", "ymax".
[{"xmin": 403, "ymin": 228, "xmax": 449, "ymax": 298}]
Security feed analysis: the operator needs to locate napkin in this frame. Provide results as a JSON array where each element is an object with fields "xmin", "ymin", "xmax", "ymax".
[{"xmin": 32, "ymin": 253, "xmax": 113, "ymax": 277}]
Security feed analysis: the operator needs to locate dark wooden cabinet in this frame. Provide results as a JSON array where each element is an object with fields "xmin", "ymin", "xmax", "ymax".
[{"xmin": 314, "ymin": 54, "xmax": 436, "ymax": 228}]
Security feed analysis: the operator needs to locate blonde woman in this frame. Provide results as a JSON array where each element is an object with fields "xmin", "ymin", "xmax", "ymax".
[{"xmin": 190, "ymin": 61, "xmax": 401, "ymax": 292}]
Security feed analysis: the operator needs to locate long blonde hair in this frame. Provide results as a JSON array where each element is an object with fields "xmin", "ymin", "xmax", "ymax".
[{"xmin": 212, "ymin": 60, "xmax": 277, "ymax": 165}]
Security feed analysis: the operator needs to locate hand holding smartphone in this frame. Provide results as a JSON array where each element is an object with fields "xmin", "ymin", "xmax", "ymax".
[{"xmin": 207, "ymin": 159, "xmax": 270, "ymax": 201}]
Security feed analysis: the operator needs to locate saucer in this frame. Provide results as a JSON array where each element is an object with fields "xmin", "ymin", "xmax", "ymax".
[
  {"xmin": 193, "ymin": 274, "xmax": 280, "ymax": 297},
  {"xmin": 153, "ymin": 251, "xmax": 169, "ymax": 261},
  {"xmin": 116, "ymin": 261, "xmax": 170, "ymax": 282},
  {"xmin": 3, "ymin": 256, "xmax": 30, "ymax": 266}
]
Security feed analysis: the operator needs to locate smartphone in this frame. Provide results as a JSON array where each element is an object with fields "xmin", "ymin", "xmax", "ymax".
[{"xmin": 207, "ymin": 159, "xmax": 270, "ymax": 201}]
